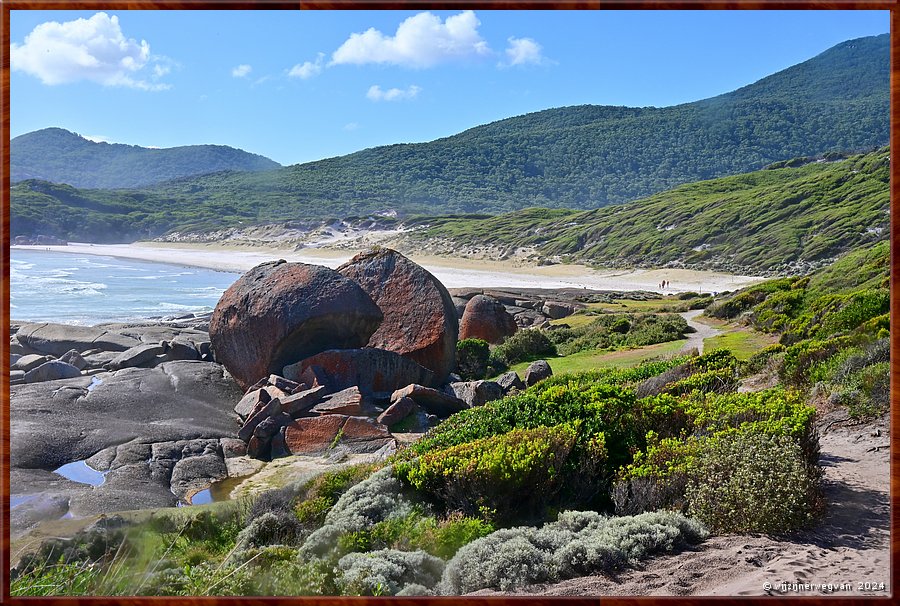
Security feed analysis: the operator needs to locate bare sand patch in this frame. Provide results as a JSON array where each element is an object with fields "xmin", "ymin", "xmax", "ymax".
[{"xmin": 14, "ymin": 242, "xmax": 765, "ymax": 293}]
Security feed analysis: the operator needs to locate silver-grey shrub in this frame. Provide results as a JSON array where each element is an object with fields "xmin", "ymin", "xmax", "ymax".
[
  {"xmin": 298, "ymin": 466, "xmax": 414, "ymax": 559},
  {"xmin": 439, "ymin": 510, "xmax": 707, "ymax": 595},
  {"xmin": 336, "ymin": 549, "xmax": 445, "ymax": 596},
  {"xmin": 235, "ymin": 511, "xmax": 304, "ymax": 550}
]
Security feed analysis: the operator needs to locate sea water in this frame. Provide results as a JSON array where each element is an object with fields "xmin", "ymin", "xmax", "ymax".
[{"xmin": 10, "ymin": 249, "xmax": 241, "ymax": 325}]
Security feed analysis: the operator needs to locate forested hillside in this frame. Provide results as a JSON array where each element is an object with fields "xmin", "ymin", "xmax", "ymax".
[
  {"xmin": 10, "ymin": 128, "xmax": 281, "ymax": 189},
  {"xmin": 401, "ymin": 148, "xmax": 890, "ymax": 275}
]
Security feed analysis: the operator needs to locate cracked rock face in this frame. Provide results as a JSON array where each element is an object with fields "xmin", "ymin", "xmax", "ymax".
[
  {"xmin": 11, "ymin": 360, "xmax": 242, "ymax": 472},
  {"xmin": 209, "ymin": 260, "xmax": 384, "ymax": 391}
]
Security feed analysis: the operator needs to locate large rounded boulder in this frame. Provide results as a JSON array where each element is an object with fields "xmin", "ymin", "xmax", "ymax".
[
  {"xmin": 338, "ymin": 248, "xmax": 458, "ymax": 384},
  {"xmin": 210, "ymin": 260, "xmax": 383, "ymax": 391},
  {"xmin": 459, "ymin": 295, "xmax": 518, "ymax": 344}
]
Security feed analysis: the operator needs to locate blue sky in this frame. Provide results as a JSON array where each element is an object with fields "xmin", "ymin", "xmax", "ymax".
[{"xmin": 9, "ymin": 9, "xmax": 889, "ymax": 166}]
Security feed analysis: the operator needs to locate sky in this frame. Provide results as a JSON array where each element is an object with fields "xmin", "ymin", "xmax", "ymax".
[{"xmin": 8, "ymin": 9, "xmax": 889, "ymax": 166}]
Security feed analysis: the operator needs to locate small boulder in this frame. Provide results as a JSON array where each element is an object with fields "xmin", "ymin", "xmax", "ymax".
[
  {"xmin": 377, "ymin": 396, "xmax": 416, "ymax": 427},
  {"xmin": 220, "ymin": 438, "xmax": 247, "ymax": 458},
  {"xmin": 23, "ymin": 360, "xmax": 82, "ymax": 383},
  {"xmin": 391, "ymin": 384, "xmax": 467, "ymax": 417},
  {"xmin": 161, "ymin": 340, "xmax": 199, "ymax": 362},
  {"xmin": 209, "ymin": 260, "xmax": 383, "ymax": 391},
  {"xmin": 459, "ymin": 295, "xmax": 518, "ymax": 344},
  {"xmin": 59, "ymin": 349, "xmax": 88, "ymax": 371},
  {"xmin": 524, "ymin": 360, "xmax": 553, "ymax": 386},
  {"xmin": 107, "ymin": 344, "xmax": 165, "ymax": 371},
  {"xmin": 10, "ymin": 370, "xmax": 25, "ymax": 385},
  {"xmin": 285, "ymin": 348, "xmax": 434, "ymax": 394},
  {"xmin": 496, "ymin": 371, "xmax": 525, "ymax": 393},
  {"xmin": 443, "ymin": 380, "xmax": 504, "ymax": 408},
  {"xmin": 234, "ymin": 388, "xmax": 271, "ymax": 419},
  {"xmin": 543, "ymin": 301, "xmax": 577, "ymax": 320},
  {"xmin": 283, "ymin": 415, "xmax": 393, "ymax": 455},
  {"xmin": 337, "ymin": 248, "xmax": 459, "ymax": 384},
  {"xmin": 12, "ymin": 354, "xmax": 53, "ymax": 373},
  {"xmin": 311, "ymin": 386, "xmax": 370, "ymax": 416}
]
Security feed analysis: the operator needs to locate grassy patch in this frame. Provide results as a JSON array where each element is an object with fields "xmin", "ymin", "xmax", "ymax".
[
  {"xmin": 506, "ymin": 340, "xmax": 687, "ymax": 376},
  {"xmin": 700, "ymin": 321, "xmax": 779, "ymax": 361}
]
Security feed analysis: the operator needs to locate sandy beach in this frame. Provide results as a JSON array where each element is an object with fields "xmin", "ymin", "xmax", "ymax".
[{"xmin": 12, "ymin": 242, "xmax": 765, "ymax": 293}]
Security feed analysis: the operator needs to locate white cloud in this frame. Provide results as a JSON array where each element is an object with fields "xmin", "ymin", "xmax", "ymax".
[
  {"xmin": 288, "ymin": 53, "xmax": 325, "ymax": 79},
  {"xmin": 343, "ymin": 122, "xmax": 359, "ymax": 131},
  {"xmin": 502, "ymin": 37, "xmax": 552, "ymax": 67},
  {"xmin": 231, "ymin": 64, "xmax": 252, "ymax": 78},
  {"xmin": 10, "ymin": 12, "xmax": 169, "ymax": 90},
  {"xmin": 331, "ymin": 11, "xmax": 490, "ymax": 68},
  {"xmin": 82, "ymin": 134, "xmax": 113, "ymax": 144},
  {"xmin": 153, "ymin": 64, "xmax": 171, "ymax": 79},
  {"xmin": 366, "ymin": 84, "xmax": 421, "ymax": 102}
]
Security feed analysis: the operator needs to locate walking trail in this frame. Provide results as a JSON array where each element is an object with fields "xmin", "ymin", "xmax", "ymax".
[{"xmin": 678, "ymin": 310, "xmax": 721, "ymax": 354}]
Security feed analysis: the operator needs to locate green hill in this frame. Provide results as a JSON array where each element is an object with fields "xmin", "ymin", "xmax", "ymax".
[
  {"xmin": 9, "ymin": 34, "xmax": 889, "ymax": 248},
  {"xmin": 403, "ymin": 148, "xmax": 889, "ymax": 275},
  {"xmin": 140, "ymin": 33, "xmax": 887, "ymax": 216},
  {"xmin": 10, "ymin": 128, "xmax": 281, "ymax": 189}
]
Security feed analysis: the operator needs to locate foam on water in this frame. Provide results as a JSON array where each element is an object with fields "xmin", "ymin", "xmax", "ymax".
[{"xmin": 11, "ymin": 249, "xmax": 241, "ymax": 325}]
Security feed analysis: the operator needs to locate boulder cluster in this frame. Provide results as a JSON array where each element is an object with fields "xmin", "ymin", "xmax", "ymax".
[
  {"xmin": 450, "ymin": 288, "xmax": 584, "ymax": 338},
  {"xmin": 13, "ymin": 235, "xmax": 68, "ymax": 246},
  {"xmin": 9, "ymin": 320, "xmax": 214, "ymax": 386},
  {"xmin": 210, "ymin": 249, "xmax": 554, "ymax": 462}
]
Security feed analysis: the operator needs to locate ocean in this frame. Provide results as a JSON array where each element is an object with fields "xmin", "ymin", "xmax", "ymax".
[{"xmin": 10, "ymin": 249, "xmax": 241, "ymax": 325}]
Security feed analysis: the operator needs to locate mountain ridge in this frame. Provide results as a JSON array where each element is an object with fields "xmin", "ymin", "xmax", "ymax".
[{"xmin": 10, "ymin": 127, "xmax": 282, "ymax": 189}]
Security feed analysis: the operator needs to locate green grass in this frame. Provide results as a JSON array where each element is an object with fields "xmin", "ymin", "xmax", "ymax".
[
  {"xmin": 701, "ymin": 322, "xmax": 779, "ymax": 361},
  {"xmin": 506, "ymin": 339, "xmax": 687, "ymax": 376}
]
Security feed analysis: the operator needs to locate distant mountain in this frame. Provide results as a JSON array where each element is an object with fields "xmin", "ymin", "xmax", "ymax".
[
  {"xmin": 400, "ymin": 147, "xmax": 889, "ymax": 276},
  {"xmin": 10, "ymin": 128, "xmax": 281, "ymax": 188},
  {"xmin": 139, "ymin": 32, "xmax": 888, "ymax": 217},
  {"xmin": 10, "ymin": 34, "xmax": 889, "ymax": 242}
]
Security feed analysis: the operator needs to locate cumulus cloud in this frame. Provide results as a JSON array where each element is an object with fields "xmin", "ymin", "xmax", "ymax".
[
  {"xmin": 231, "ymin": 64, "xmax": 252, "ymax": 78},
  {"xmin": 501, "ymin": 37, "xmax": 552, "ymax": 67},
  {"xmin": 288, "ymin": 53, "xmax": 325, "ymax": 79},
  {"xmin": 366, "ymin": 84, "xmax": 421, "ymax": 102},
  {"xmin": 10, "ymin": 12, "xmax": 169, "ymax": 90},
  {"xmin": 332, "ymin": 11, "xmax": 490, "ymax": 68}
]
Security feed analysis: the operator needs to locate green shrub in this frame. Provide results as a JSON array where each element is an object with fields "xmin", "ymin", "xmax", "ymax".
[
  {"xmin": 456, "ymin": 338, "xmax": 490, "ymax": 380},
  {"xmin": 397, "ymin": 424, "xmax": 591, "ymax": 522},
  {"xmin": 548, "ymin": 313, "xmax": 688, "ymax": 356},
  {"xmin": 686, "ymin": 432, "xmax": 823, "ymax": 534},
  {"xmin": 490, "ymin": 329, "xmax": 556, "ymax": 366}
]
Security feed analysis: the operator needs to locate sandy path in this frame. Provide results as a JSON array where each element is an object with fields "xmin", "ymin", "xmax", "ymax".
[
  {"xmin": 679, "ymin": 310, "xmax": 721, "ymax": 354},
  {"xmin": 11, "ymin": 243, "xmax": 765, "ymax": 293},
  {"xmin": 478, "ymin": 414, "xmax": 890, "ymax": 597}
]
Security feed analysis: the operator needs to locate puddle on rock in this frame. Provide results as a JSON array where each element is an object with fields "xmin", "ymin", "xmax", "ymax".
[
  {"xmin": 54, "ymin": 460, "xmax": 108, "ymax": 486},
  {"xmin": 190, "ymin": 489, "xmax": 213, "ymax": 505},
  {"xmin": 87, "ymin": 376, "xmax": 103, "ymax": 392},
  {"xmin": 10, "ymin": 495, "xmax": 37, "ymax": 509}
]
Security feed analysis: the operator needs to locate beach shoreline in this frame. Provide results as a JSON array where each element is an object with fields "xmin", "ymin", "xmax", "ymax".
[{"xmin": 11, "ymin": 242, "xmax": 766, "ymax": 293}]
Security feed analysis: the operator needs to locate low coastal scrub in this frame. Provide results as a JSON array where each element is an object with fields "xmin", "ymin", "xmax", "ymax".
[
  {"xmin": 548, "ymin": 313, "xmax": 689, "ymax": 357},
  {"xmin": 489, "ymin": 329, "xmax": 557, "ymax": 367},
  {"xmin": 12, "ymin": 349, "xmax": 824, "ymax": 597},
  {"xmin": 704, "ymin": 241, "xmax": 889, "ymax": 419},
  {"xmin": 456, "ymin": 338, "xmax": 490, "ymax": 380}
]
